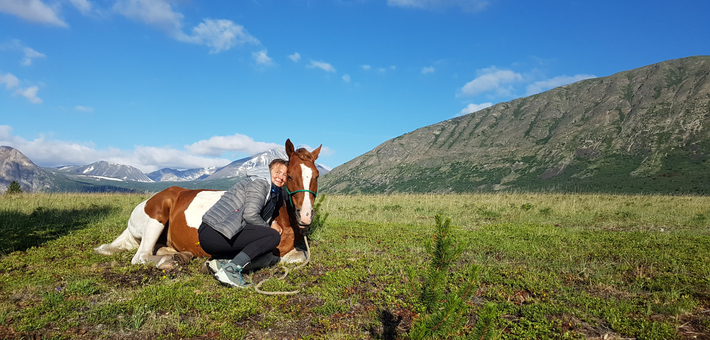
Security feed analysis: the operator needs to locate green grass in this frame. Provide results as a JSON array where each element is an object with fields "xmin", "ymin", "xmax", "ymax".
[{"xmin": 1, "ymin": 192, "xmax": 709, "ymax": 339}]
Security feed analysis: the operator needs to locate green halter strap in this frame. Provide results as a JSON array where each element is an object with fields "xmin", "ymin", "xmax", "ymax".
[{"xmin": 284, "ymin": 186, "xmax": 318, "ymax": 207}]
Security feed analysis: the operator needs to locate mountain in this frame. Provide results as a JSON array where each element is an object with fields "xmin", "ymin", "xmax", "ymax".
[
  {"xmin": 57, "ymin": 161, "xmax": 153, "ymax": 182},
  {"xmin": 206, "ymin": 149, "xmax": 289, "ymax": 180},
  {"xmin": 0, "ymin": 146, "xmax": 54, "ymax": 193},
  {"xmin": 0, "ymin": 146, "xmax": 331, "ymax": 193},
  {"xmin": 203, "ymin": 148, "xmax": 331, "ymax": 180},
  {"xmin": 146, "ymin": 167, "xmax": 217, "ymax": 182},
  {"xmin": 320, "ymin": 56, "xmax": 710, "ymax": 195},
  {"xmin": 150, "ymin": 148, "xmax": 330, "ymax": 182}
]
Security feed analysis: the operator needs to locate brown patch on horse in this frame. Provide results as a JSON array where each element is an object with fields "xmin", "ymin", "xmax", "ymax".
[
  {"xmin": 143, "ymin": 186, "xmax": 183, "ymax": 225},
  {"xmin": 166, "ymin": 189, "xmax": 213, "ymax": 258},
  {"xmin": 143, "ymin": 186, "xmax": 212, "ymax": 258},
  {"xmin": 274, "ymin": 204, "xmax": 298, "ymax": 257}
]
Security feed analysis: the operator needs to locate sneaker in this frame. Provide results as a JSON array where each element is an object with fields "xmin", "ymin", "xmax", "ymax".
[
  {"xmin": 214, "ymin": 262, "xmax": 252, "ymax": 288},
  {"xmin": 206, "ymin": 259, "xmax": 230, "ymax": 275}
]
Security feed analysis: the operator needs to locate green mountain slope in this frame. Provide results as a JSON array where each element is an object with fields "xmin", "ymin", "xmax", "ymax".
[{"xmin": 321, "ymin": 56, "xmax": 710, "ymax": 194}]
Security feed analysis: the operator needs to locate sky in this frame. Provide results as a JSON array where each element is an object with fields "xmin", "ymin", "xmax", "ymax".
[{"xmin": 1, "ymin": 0, "xmax": 709, "ymax": 173}]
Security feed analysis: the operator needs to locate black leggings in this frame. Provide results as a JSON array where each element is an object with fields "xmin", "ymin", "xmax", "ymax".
[{"xmin": 198, "ymin": 222, "xmax": 281, "ymax": 260}]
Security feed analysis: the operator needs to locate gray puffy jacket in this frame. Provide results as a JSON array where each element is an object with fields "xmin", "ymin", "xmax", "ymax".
[{"xmin": 202, "ymin": 177, "xmax": 275, "ymax": 239}]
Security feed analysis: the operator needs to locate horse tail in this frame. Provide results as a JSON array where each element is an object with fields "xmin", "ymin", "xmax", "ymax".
[
  {"xmin": 94, "ymin": 200, "xmax": 147, "ymax": 255},
  {"xmin": 94, "ymin": 226, "xmax": 140, "ymax": 255}
]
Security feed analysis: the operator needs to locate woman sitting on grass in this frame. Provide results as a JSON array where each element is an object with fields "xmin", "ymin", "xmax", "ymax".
[{"xmin": 197, "ymin": 159, "xmax": 288, "ymax": 288}]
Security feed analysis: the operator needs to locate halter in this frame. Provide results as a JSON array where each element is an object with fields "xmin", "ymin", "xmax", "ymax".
[{"xmin": 284, "ymin": 186, "xmax": 318, "ymax": 207}]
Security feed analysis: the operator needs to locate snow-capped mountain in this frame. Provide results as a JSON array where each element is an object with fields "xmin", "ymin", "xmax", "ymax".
[
  {"xmin": 146, "ymin": 167, "xmax": 217, "ymax": 182},
  {"xmin": 204, "ymin": 148, "xmax": 331, "ymax": 181},
  {"xmin": 58, "ymin": 161, "xmax": 153, "ymax": 182},
  {"xmin": 206, "ymin": 149, "xmax": 289, "ymax": 180},
  {"xmin": 0, "ymin": 146, "xmax": 331, "ymax": 192}
]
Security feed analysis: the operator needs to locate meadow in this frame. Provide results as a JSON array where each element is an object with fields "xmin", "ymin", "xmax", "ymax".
[{"xmin": 0, "ymin": 192, "xmax": 709, "ymax": 339}]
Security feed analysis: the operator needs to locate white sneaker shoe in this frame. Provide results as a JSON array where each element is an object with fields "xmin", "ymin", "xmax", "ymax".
[
  {"xmin": 213, "ymin": 262, "xmax": 251, "ymax": 288},
  {"xmin": 206, "ymin": 259, "xmax": 229, "ymax": 275}
]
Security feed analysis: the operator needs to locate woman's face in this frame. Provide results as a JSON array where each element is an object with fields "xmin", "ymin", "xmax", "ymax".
[{"xmin": 270, "ymin": 164, "xmax": 287, "ymax": 187}]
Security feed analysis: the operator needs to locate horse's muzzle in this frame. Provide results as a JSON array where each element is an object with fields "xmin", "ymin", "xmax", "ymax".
[{"xmin": 295, "ymin": 208, "xmax": 315, "ymax": 226}]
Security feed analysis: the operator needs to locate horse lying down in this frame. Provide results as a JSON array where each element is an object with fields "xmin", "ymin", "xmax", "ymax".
[{"xmin": 94, "ymin": 139, "xmax": 320, "ymax": 271}]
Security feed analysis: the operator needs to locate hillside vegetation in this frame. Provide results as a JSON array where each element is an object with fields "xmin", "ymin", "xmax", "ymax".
[
  {"xmin": 1, "ymin": 193, "xmax": 709, "ymax": 339},
  {"xmin": 321, "ymin": 56, "xmax": 710, "ymax": 194}
]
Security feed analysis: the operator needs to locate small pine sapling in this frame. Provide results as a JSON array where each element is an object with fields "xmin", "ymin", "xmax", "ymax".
[
  {"xmin": 407, "ymin": 214, "xmax": 496, "ymax": 340},
  {"xmin": 5, "ymin": 181, "xmax": 23, "ymax": 195},
  {"xmin": 308, "ymin": 194, "xmax": 329, "ymax": 236}
]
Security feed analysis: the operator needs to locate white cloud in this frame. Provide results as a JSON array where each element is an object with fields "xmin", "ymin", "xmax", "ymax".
[
  {"xmin": 525, "ymin": 74, "xmax": 596, "ymax": 95},
  {"xmin": 0, "ymin": 0, "xmax": 68, "ymax": 26},
  {"xmin": 21, "ymin": 46, "xmax": 46, "ymax": 66},
  {"xmin": 288, "ymin": 52, "xmax": 301, "ymax": 62},
  {"xmin": 376, "ymin": 66, "xmax": 396, "ymax": 73},
  {"xmin": 0, "ymin": 126, "xmax": 282, "ymax": 172},
  {"xmin": 186, "ymin": 133, "xmax": 281, "ymax": 157},
  {"xmin": 1, "ymin": 68, "xmax": 43, "ymax": 104},
  {"xmin": 308, "ymin": 60, "xmax": 336, "ymax": 73},
  {"xmin": 130, "ymin": 146, "xmax": 230, "ymax": 172},
  {"xmin": 3, "ymin": 40, "xmax": 46, "ymax": 66},
  {"xmin": 388, "ymin": 0, "xmax": 489, "ymax": 12},
  {"xmin": 456, "ymin": 102, "xmax": 492, "ymax": 117},
  {"xmin": 253, "ymin": 50, "xmax": 273, "ymax": 65},
  {"xmin": 67, "ymin": 0, "xmax": 92, "ymax": 15},
  {"xmin": 459, "ymin": 66, "xmax": 523, "ymax": 97},
  {"xmin": 114, "ymin": 0, "xmax": 183, "ymax": 36},
  {"xmin": 0, "ymin": 71, "xmax": 19, "ymax": 89},
  {"xmin": 14, "ymin": 85, "xmax": 42, "ymax": 104},
  {"xmin": 342, "ymin": 74, "xmax": 351, "ymax": 82},
  {"xmin": 114, "ymin": 0, "xmax": 258, "ymax": 53},
  {"xmin": 422, "ymin": 66, "xmax": 435, "ymax": 74},
  {"xmin": 75, "ymin": 105, "xmax": 93, "ymax": 112},
  {"xmin": 361, "ymin": 65, "xmax": 371, "ymax": 70},
  {"xmin": 189, "ymin": 19, "xmax": 259, "ymax": 54}
]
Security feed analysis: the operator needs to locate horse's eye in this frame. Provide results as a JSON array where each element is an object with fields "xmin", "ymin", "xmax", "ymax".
[{"xmin": 287, "ymin": 175, "xmax": 293, "ymax": 180}]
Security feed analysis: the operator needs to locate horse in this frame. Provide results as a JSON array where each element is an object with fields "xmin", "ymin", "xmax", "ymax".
[{"xmin": 95, "ymin": 139, "xmax": 321, "ymax": 271}]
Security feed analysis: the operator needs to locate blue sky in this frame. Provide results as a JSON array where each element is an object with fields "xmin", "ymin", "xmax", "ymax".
[{"xmin": 1, "ymin": 0, "xmax": 708, "ymax": 172}]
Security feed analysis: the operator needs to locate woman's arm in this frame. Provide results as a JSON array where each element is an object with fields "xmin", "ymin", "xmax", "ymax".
[{"xmin": 241, "ymin": 179, "xmax": 270, "ymax": 228}]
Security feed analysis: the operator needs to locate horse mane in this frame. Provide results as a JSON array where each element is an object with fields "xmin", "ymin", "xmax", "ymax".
[{"xmin": 294, "ymin": 148, "xmax": 315, "ymax": 161}]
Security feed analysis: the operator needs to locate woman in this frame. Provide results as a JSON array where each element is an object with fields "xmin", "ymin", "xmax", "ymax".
[{"xmin": 197, "ymin": 159, "xmax": 288, "ymax": 288}]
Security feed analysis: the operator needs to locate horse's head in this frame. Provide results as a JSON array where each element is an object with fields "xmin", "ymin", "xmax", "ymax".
[{"xmin": 284, "ymin": 139, "xmax": 321, "ymax": 229}]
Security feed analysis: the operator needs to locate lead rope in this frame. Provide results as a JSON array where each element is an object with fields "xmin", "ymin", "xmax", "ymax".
[{"xmin": 253, "ymin": 236, "xmax": 311, "ymax": 295}]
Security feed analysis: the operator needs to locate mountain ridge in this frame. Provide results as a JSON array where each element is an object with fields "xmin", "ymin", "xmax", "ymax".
[
  {"xmin": 320, "ymin": 56, "xmax": 710, "ymax": 194},
  {"xmin": 0, "ymin": 146, "xmax": 328, "ymax": 193}
]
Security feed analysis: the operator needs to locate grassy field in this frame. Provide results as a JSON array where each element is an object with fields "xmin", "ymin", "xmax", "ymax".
[{"xmin": 0, "ymin": 192, "xmax": 709, "ymax": 339}]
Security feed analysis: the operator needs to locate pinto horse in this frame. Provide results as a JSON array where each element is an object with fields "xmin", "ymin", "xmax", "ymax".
[{"xmin": 95, "ymin": 139, "xmax": 321, "ymax": 270}]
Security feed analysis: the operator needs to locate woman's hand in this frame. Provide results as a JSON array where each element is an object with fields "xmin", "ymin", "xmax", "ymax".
[{"xmin": 271, "ymin": 221, "xmax": 283, "ymax": 235}]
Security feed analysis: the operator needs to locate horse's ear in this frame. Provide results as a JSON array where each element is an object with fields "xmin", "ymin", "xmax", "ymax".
[
  {"xmin": 311, "ymin": 144, "xmax": 322, "ymax": 160},
  {"xmin": 285, "ymin": 139, "xmax": 295, "ymax": 157}
]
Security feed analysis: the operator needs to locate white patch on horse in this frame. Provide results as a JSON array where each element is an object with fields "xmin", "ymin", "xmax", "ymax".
[
  {"xmin": 128, "ymin": 200, "xmax": 166, "ymax": 264},
  {"xmin": 299, "ymin": 163, "xmax": 314, "ymax": 224},
  {"xmin": 184, "ymin": 190, "xmax": 225, "ymax": 229}
]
